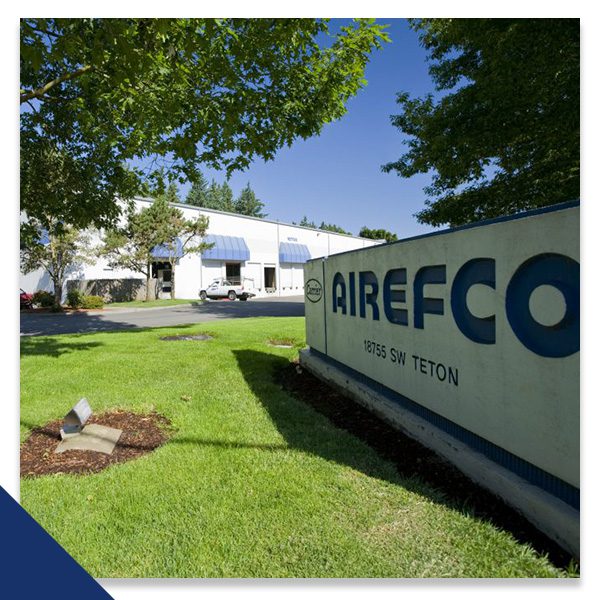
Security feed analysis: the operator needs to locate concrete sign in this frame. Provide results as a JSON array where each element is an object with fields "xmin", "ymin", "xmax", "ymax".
[{"xmin": 301, "ymin": 202, "xmax": 579, "ymax": 554}]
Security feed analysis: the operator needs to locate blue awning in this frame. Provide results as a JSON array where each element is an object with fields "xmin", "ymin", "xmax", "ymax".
[
  {"xmin": 279, "ymin": 242, "xmax": 311, "ymax": 264},
  {"xmin": 202, "ymin": 235, "xmax": 250, "ymax": 261},
  {"xmin": 151, "ymin": 238, "xmax": 183, "ymax": 259}
]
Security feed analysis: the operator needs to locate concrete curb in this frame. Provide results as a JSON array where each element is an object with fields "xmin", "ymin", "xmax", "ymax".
[{"xmin": 99, "ymin": 303, "xmax": 201, "ymax": 315}]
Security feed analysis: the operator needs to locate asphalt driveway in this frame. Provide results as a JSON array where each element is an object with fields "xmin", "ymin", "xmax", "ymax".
[{"xmin": 20, "ymin": 296, "xmax": 305, "ymax": 336}]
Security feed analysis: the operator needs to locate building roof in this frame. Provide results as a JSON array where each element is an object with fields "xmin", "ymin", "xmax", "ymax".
[{"xmin": 132, "ymin": 196, "xmax": 382, "ymax": 243}]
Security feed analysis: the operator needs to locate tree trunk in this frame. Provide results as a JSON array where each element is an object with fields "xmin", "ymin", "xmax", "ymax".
[
  {"xmin": 52, "ymin": 275, "xmax": 63, "ymax": 308},
  {"xmin": 51, "ymin": 246, "xmax": 63, "ymax": 308},
  {"xmin": 170, "ymin": 262, "xmax": 175, "ymax": 300},
  {"xmin": 145, "ymin": 263, "xmax": 152, "ymax": 302}
]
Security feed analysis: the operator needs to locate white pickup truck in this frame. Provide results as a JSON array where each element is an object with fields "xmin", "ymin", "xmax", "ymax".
[{"xmin": 199, "ymin": 278, "xmax": 256, "ymax": 301}]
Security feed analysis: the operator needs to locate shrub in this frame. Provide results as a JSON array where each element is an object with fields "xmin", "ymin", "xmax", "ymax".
[
  {"xmin": 67, "ymin": 289, "xmax": 85, "ymax": 308},
  {"xmin": 81, "ymin": 295, "xmax": 104, "ymax": 309},
  {"xmin": 32, "ymin": 290, "xmax": 55, "ymax": 308}
]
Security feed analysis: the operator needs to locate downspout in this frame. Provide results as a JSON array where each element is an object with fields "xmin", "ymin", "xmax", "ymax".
[{"xmin": 276, "ymin": 221, "xmax": 281, "ymax": 297}]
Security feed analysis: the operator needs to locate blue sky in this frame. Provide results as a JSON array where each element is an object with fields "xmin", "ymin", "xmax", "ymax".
[{"xmin": 176, "ymin": 19, "xmax": 439, "ymax": 239}]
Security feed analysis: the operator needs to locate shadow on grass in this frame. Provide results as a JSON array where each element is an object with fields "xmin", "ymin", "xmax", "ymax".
[
  {"xmin": 167, "ymin": 437, "xmax": 290, "ymax": 453},
  {"xmin": 232, "ymin": 349, "xmax": 430, "ymax": 496},
  {"xmin": 20, "ymin": 336, "xmax": 105, "ymax": 358},
  {"xmin": 20, "ymin": 311, "xmax": 144, "ymax": 337},
  {"xmin": 20, "ymin": 322, "xmax": 206, "ymax": 358},
  {"xmin": 233, "ymin": 349, "xmax": 578, "ymax": 572}
]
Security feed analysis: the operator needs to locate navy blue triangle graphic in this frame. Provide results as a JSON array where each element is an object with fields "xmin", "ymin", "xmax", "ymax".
[{"xmin": 1, "ymin": 485, "xmax": 114, "ymax": 598}]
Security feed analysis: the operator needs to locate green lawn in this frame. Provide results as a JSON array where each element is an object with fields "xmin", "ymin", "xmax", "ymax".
[
  {"xmin": 20, "ymin": 318, "xmax": 569, "ymax": 578},
  {"xmin": 105, "ymin": 298, "xmax": 201, "ymax": 309}
]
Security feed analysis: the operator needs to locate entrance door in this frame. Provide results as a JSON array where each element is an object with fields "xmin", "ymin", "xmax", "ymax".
[
  {"xmin": 152, "ymin": 261, "xmax": 172, "ymax": 296},
  {"xmin": 225, "ymin": 262, "xmax": 241, "ymax": 285},
  {"xmin": 264, "ymin": 266, "xmax": 276, "ymax": 291},
  {"xmin": 157, "ymin": 268, "xmax": 172, "ymax": 294}
]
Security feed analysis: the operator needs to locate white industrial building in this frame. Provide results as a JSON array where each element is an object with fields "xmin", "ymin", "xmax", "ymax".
[{"xmin": 21, "ymin": 197, "xmax": 381, "ymax": 300}]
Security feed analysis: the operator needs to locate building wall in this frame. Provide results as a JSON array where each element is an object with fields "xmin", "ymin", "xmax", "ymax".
[
  {"xmin": 20, "ymin": 197, "xmax": 382, "ymax": 301},
  {"xmin": 184, "ymin": 201, "xmax": 380, "ymax": 298}
]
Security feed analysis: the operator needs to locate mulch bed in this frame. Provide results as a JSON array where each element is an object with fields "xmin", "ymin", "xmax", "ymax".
[
  {"xmin": 21, "ymin": 411, "xmax": 172, "ymax": 478},
  {"xmin": 160, "ymin": 335, "xmax": 212, "ymax": 341},
  {"xmin": 277, "ymin": 361, "xmax": 577, "ymax": 570}
]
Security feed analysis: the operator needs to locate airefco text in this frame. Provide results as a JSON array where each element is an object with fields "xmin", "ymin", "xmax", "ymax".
[{"xmin": 331, "ymin": 253, "xmax": 579, "ymax": 358}]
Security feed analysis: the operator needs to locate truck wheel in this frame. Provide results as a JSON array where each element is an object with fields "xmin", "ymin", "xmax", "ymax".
[
  {"xmin": 199, "ymin": 291, "xmax": 207, "ymax": 300},
  {"xmin": 228, "ymin": 291, "xmax": 237, "ymax": 301},
  {"xmin": 240, "ymin": 296, "xmax": 248, "ymax": 301}
]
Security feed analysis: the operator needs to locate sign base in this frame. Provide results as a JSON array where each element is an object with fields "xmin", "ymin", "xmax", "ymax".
[{"xmin": 55, "ymin": 424, "xmax": 122, "ymax": 456}]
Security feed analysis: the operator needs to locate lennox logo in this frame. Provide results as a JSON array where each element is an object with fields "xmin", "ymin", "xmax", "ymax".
[{"xmin": 305, "ymin": 279, "xmax": 323, "ymax": 303}]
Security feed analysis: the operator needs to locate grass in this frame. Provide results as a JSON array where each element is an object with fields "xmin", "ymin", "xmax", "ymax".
[
  {"xmin": 20, "ymin": 317, "xmax": 571, "ymax": 578},
  {"xmin": 105, "ymin": 298, "xmax": 201, "ymax": 309}
]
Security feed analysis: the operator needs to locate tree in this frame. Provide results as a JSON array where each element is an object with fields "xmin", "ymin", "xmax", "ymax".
[
  {"xmin": 21, "ymin": 18, "xmax": 389, "ymax": 229},
  {"xmin": 319, "ymin": 221, "xmax": 351, "ymax": 235},
  {"xmin": 296, "ymin": 216, "xmax": 317, "ymax": 228},
  {"xmin": 162, "ymin": 182, "xmax": 181, "ymax": 204},
  {"xmin": 295, "ymin": 216, "xmax": 350, "ymax": 234},
  {"xmin": 185, "ymin": 172, "xmax": 209, "ymax": 207},
  {"xmin": 204, "ymin": 180, "xmax": 225, "ymax": 210},
  {"xmin": 20, "ymin": 218, "xmax": 92, "ymax": 307},
  {"xmin": 145, "ymin": 168, "xmax": 167, "ymax": 198},
  {"xmin": 146, "ymin": 197, "xmax": 212, "ymax": 299},
  {"xmin": 234, "ymin": 183, "xmax": 266, "ymax": 218},
  {"xmin": 98, "ymin": 210, "xmax": 161, "ymax": 301},
  {"xmin": 187, "ymin": 176, "xmax": 259, "ymax": 214},
  {"xmin": 20, "ymin": 136, "xmax": 139, "ymax": 232},
  {"xmin": 382, "ymin": 19, "xmax": 579, "ymax": 227},
  {"xmin": 99, "ymin": 197, "xmax": 211, "ymax": 300},
  {"xmin": 185, "ymin": 177, "xmax": 231, "ymax": 211},
  {"xmin": 359, "ymin": 226, "xmax": 398, "ymax": 243},
  {"xmin": 220, "ymin": 182, "xmax": 235, "ymax": 213}
]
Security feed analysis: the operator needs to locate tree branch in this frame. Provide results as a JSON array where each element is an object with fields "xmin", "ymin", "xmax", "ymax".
[
  {"xmin": 24, "ymin": 99, "xmax": 38, "ymax": 113},
  {"xmin": 29, "ymin": 25, "xmax": 60, "ymax": 39},
  {"xmin": 20, "ymin": 65, "xmax": 94, "ymax": 104}
]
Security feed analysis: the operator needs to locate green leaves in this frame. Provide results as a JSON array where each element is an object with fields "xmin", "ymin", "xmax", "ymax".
[
  {"xmin": 383, "ymin": 19, "xmax": 579, "ymax": 227},
  {"xmin": 21, "ymin": 18, "xmax": 388, "ymax": 229},
  {"xmin": 358, "ymin": 227, "xmax": 398, "ymax": 243},
  {"xmin": 234, "ymin": 183, "xmax": 266, "ymax": 218},
  {"xmin": 20, "ymin": 217, "xmax": 93, "ymax": 304},
  {"xmin": 185, "ymin": 176, "xmax": 265, "ymax": 218},
  {"xmin": 294, "ymin": 216, "xmax": 351, "ymax": 235}
]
